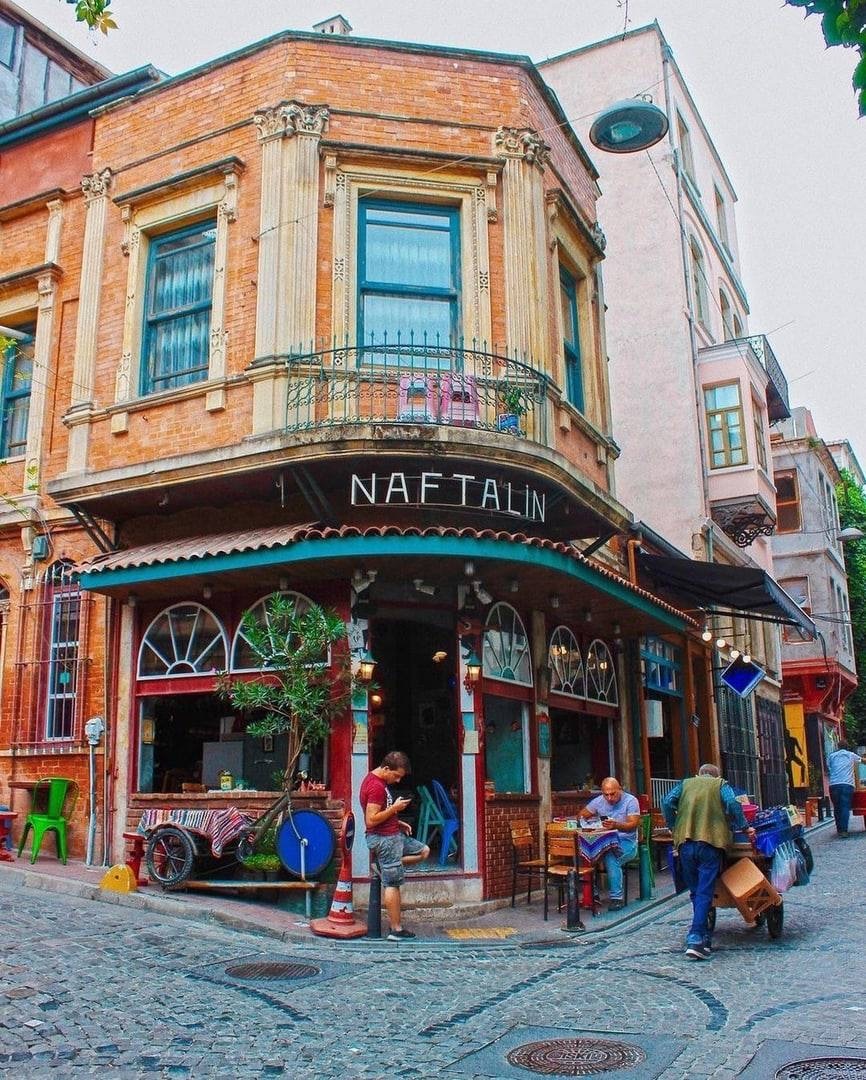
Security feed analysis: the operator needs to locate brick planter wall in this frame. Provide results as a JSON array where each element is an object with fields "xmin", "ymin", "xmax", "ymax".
[{"xmin": 483, "ymin": 792, "xmax": 541, "ymax": 900}]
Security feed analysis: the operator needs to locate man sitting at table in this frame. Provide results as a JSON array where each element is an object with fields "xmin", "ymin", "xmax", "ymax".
[{"xmin": 578, "ymin": 776, "xmax": 641, "ymax": 911}]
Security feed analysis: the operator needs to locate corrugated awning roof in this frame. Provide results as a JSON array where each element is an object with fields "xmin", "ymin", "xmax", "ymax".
[{"xmin": 79, "ymin": 523, "xmax": 695, "ymax": 630}]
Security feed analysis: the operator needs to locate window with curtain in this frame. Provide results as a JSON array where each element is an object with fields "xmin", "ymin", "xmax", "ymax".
[
  {"xmin": 358, "ymin": 200, "xmax": 459, "ymax": 360},
  {"xmin": 141, "ymin": 220, "xmax": 216, "ymax": 395},
  {"xmin": 45, "ymin": 562, "xmax": 80, "ymax": 740},
  {"xmin": 704, "ymin": 382, "xmax": 746, "ymax": 467},
  {"xmin": 559, "ymin": 267, "xmax": 584, "ymax": 411},
  {"xmin": 0, "ymin": 326, "xmax": 34, "ymax": 458}
]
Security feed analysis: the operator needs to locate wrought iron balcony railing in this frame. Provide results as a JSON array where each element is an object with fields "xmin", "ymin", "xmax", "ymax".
[
  {"xmin": 744, "ymin": 335, "xmax": 790, "ymax": 422},
  {"xmin": 281, "ymin": 339, "xmax": 551, "ymax": 444}
]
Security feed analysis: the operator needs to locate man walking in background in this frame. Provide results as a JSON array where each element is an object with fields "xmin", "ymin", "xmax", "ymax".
[
  {"xmin": 827, "ymin": 738, "xmax": 866, "ymax": 837},
  {"xmin": 663, "ymin": 764, "xmax": 754, "ymax": 961}
]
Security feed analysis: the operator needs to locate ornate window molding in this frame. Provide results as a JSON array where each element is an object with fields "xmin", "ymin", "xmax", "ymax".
[
  {"xmin": 111, "ymin": 158, "xmax": 244, "ymax": 425},
  {"xmin": 548, "ymin": 625, "xmax": 585, "ymax": 698},
  {"xmin": 137, "ymin": 603, "xmax": 228, "ymax": 679},
  {"xmin": 483, "ymin": 602, "xmax": 532, "ymax": 686},
  {"xmin": 585, "ymin": 638, "xmax": 618, "ymax": 706},
  {"xmin": 329, "ymin": 161, "xmax": 493, "ymax": 351}
]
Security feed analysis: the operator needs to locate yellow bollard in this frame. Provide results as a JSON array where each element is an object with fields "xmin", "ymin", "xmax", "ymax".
[{"xmin": 99, "ymin": 864, "xmax": 138, "ymax": 893}]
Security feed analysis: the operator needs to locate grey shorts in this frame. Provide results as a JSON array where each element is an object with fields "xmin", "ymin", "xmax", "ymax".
[{"xmin": 366, "ymin": 832, "xmax": 427, "ymax": 887}]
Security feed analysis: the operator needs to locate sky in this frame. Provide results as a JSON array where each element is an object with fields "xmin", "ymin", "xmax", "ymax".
[{"xmin": 25, "ymin": 0, "xmax": 866, "ymax": 467}]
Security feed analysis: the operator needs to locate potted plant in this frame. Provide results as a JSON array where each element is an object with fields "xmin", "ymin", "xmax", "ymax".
[
  {"xmin": 498, "ymin": 384, "xmax": 527, "ymax": 434},
  {"xmin": 240, "ymin": 852, "xmax": 283, "ymax": 882}
]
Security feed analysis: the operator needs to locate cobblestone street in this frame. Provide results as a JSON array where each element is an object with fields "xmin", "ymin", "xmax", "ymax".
[{"xmin": 1, "ymin": 821, "xmax": 864, "ymax": 1079}]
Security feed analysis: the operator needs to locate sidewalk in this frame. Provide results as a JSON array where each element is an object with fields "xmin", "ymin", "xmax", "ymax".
[
  {"xmin": 2, "ymin": 819, "xmax": 832, "ymax": 948},
  {"xmin": 0, "ymin": 849, "xmax": 680, "ymax": 947}
]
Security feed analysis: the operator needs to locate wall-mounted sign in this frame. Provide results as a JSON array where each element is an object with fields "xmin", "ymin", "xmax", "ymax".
[{"xmin": 351, "ymin": 471, "xmax": 546, "ymax": 523}]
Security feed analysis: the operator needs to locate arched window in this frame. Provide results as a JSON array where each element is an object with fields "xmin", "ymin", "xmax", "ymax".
[
  {"xmin": 689, "ymin": 236, "xmax": 710, "ymax": 328},
  {"xmin": 44, "ymin": 561, "xmax": 81, "ymax": 739},
  {"xmin": 585, "ymin": 639, "xmax": 618, "ymax": 706},
  {"xmin": 138, "ymin": 603, "xmax": 227, "ymax": 678},
  {"xmin": 483, "ymin": 602, "xmax": 532, "ymax": 685},
  {"xmin": 230, "ymin": 591, "xmax": 318, "ymax": 672},
  {"xmin": 548, "ymin": 625, "xmax": 585, "ymax": 698}
]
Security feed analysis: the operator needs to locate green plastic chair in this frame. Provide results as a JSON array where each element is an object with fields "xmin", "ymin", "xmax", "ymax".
[
  {"xmin": 622, "ymin": 813, "xmax": 654, "ymax": 904},
  {"xmin": 17, "ymin": 777, "xmax": 79, "ymax": 864}
]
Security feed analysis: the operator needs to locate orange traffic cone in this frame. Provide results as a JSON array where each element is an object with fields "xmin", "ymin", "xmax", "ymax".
[{"xmin": 310, "ymin": 813, "xmax": 367, "ymax": 939}]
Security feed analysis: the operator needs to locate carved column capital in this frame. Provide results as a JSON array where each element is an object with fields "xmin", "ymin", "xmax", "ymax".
[
  {"xmin": 494, "ymin": 127, "xmax": 550, "ymax": 169},
  {"xmin": 286, "ymin": 102, "xmax": 329, "ymax": 137},
  {"xmin": 81, "ymin": 168, "xmax": 112, "ymax": 201},
  {"xmin": 253, "ymin": 103, "xmax": 293, "ymax": 142}
]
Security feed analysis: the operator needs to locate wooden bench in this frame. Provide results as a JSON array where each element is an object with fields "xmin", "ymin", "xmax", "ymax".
[{"xmin": 122, "ymin": 831, "xmax": 149, "ymax": 886}]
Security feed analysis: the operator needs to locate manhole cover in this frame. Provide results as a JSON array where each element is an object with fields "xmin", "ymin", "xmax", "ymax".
[
  {"xmin": 506, "ymin": 1038, "xmax": 647, "ymax": 1076},
  {"xmin": 224, "ymin": 962, "xmax": 320, "ymax": 981},
  {"xmin": 776, "ymin": 1060, "xmax": 866, "ymax": 1080}
]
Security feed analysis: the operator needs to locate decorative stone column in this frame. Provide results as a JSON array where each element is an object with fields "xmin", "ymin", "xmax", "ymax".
[
  {"xmin": 494, "ymin": 128, "xmax": 551, "ymax": 367},
  {"xmin": 22, "ymin": 267, "xmax": 60, "ymax": 494},
  {"xmin": 251, "ymin": 101, "xmax": 328, "ymax": 435},
  {"xmin": 67, "ymin": 169, "xmax": 112, "ymax": 474}
]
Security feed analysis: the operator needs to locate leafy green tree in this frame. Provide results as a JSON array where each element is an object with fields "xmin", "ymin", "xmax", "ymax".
[
  {"xmin": 218, "ymin": 595, "xmax": 350, "ymax": 789},
  {"xmin": 837, "ymin": 468, "xmax": 866, "ymax": 741},
  {"xmin": 785, "ymin": 0, "xmax": 866, "ymax": 115}
]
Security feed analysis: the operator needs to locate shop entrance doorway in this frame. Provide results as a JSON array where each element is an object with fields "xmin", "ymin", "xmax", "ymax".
[{"xmin": 369, "ymin": 616, "xmax": 460, "ymax": 794}]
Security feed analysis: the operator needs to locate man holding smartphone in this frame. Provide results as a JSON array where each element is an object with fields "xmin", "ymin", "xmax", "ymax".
[{"xmin": 360, "ymin": 750, "xmax": 430, "ymax": 941}]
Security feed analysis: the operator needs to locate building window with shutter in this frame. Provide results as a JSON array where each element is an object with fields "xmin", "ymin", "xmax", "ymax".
[
  {"xmin": 559, "ymin": 267, "xmax": 584, "ymax": 412},
  {"xmin": 780, "ymin": 576, "xmax": 811, "ymax": 644},
  {"xmin": 141, "ymin": 220, "xmax": 216, "ymax": 395},
  {"xmin": 774, "ymin": 469, "xmax": 801, "ymax": 532}
]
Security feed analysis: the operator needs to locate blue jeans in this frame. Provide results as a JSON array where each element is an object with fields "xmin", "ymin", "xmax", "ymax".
[
  {"xmin": 601, "ymin": 839, "xmax": 637, "ymax": 900},
  {"xmin": 677, "ymin": 840, "xmax": 724, "ymax": 946},
  {"xmin": 829, "ymin": 784, "xmax": 854, "ymax": 834}
]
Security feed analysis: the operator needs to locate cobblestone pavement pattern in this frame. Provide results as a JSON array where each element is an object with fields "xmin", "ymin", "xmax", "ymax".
[{"xmin": 1, "ymin": 823, "xmax": 864, "ymax": 1078}]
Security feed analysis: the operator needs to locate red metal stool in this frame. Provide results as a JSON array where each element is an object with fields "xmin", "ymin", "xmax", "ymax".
[{"xmin": 122, "ymin": 830, "xmax": 149, "ymax": 885}]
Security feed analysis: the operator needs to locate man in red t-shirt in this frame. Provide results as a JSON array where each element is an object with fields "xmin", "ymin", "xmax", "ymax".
[{"xmin": 360, "ymin": 750, "xmax": 429, "ymax": 941}]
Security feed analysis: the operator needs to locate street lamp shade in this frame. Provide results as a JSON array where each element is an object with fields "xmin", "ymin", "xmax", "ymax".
[
  {"xmin": 838, "ymin": 526, "xmax": 865, "ymax": 542},
  {"xmin": 589, "ymin": 98, "xmax": 669, "ymax": 154}
]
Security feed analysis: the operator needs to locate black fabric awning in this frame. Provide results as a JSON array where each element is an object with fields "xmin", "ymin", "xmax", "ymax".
[{"xmin": 636, "ymin": 553, "xmax": 817, "ymax": 640}]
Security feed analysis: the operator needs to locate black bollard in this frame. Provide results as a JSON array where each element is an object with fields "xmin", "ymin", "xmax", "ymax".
[
  {"xmin": 367, "ymin": 874, "xmax": 382, "ymax": 939},
  {"xmin": 562, "ymin": 867, "xmax": 585, "ymax": 933}
]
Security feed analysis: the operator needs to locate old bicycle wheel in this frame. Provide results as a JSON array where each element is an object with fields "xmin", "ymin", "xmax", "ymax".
[
  {"xmin": 145, "ymin": 826, "xmax": 195, "ymax": 886},
  {"xmin": 276, "ymin": 810, "xmax": 336, "ymax": 878}
]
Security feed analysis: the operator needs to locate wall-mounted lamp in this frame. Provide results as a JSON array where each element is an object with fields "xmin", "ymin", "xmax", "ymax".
[
  {"xmin": 583, "ymin": 607, "xmax": 593, "ymax": 623},
  {"xmin": 352, "ymin": 568, "xmax": 377, "ymax": 592},
  {"xmin": 838, "ymin": 527, "xmax": 864, "ymax": 542},
  {"xmin": 464, "ymin": 560, "xmax": 475, "ymax": 577},
  {"xmin": 549, "ymin": 594, "xmax": 560, "ymax": 610},
  {"xmin": 414, "ymin": 579, "xmax": 437, "ymax": 596},
  {"xmin": 472, "ymin": 581, "xmax": 493, "ymax": 605},
  {"xmin": 612, "ymin": 623, "xmax": 622, "ymax": 637},
  {"xmin": 589, "ymin": 96, "xmax": 669, "ymax": 154},
  {"xmin": 357, "ymin": 649, "xmax": 377, "ymax": 682},
  {"xmin": 279, "ymin": 577, "xmax": 289, "ymax": 592},
  {"xmin": 509, "ymin": 579, "xmax": 520, "ymax": 593},
  {"xmin": 127, "ymin": 593, "xmax": 138, "ymax": 609},
  {"xmin": 464, "ymin": 648, "xmax": 482, "ymax": 688},
  {"xmin": 202, "ymin": 585, "xmax": 213, "ymax": 600}
]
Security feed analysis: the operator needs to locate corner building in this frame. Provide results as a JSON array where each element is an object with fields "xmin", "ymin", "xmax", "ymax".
[{"xmin": 4, "ymin": 29, "xmax": 696, "ymax": 902}]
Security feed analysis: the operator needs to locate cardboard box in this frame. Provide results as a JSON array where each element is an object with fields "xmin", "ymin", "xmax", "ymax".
[{"xmin": 718, "ymin": 857, "xmax": 781, "ymax": 922}]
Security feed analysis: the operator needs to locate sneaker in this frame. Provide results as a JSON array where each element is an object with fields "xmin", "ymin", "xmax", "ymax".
[
  {"xmin": 608, "ymin": 898, "xmax": 624, "ymax": 911},
  {"xmin": 387, "ymin": 928, "xmax": 416, "ymax": 941},
  {"xmin": 839, "ymin": 831, "xmax": 849, "ymax": 839},
  {"xmin": 685, "ymin": 943, "xmax": 711, "ymax": 960}
]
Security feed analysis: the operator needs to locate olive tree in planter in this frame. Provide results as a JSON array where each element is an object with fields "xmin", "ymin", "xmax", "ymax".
[{"xmin": 218, "ymin": 594, "xmax": 350, "ymax": 800}]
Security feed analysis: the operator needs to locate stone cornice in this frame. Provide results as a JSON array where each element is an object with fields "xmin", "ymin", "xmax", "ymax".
[
  {"xmin": 0, "ymin": 262, "xmax": 62, "ymax": 296},
  {"xmin": 0, "ymin": 188, "xmax": 72, "ymax": 223},
  {"xmin": 113, "ymin": 156, "xmax": 246, "ymax": 209}
]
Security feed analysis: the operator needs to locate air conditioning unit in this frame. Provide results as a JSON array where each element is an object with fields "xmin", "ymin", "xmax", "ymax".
[{"xmin": 31, "ymin": 534, "xmax": 49, "ymax": 561}]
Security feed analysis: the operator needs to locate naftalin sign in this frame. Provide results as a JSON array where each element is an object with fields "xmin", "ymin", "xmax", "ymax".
[{"xmin": 350, "ymin": 471, "xmax": 546, "ymax": 523}]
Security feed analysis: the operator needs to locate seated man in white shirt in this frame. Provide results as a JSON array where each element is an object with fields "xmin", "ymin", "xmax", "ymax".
[{"xmin": 578, "ymin": 776, "xmax": 641, "ymax": 910}]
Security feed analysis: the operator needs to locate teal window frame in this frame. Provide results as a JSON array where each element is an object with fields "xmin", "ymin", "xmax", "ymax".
[
  {"xmin": 641, "ymin": 636, "xmax": 683, "ymax": 697},
  {"xmin": 141, "ymin": 219, "xmax": 216, "ymax": 396},
  {"xmin": 559, "ymin": 267, "xmax": 584, "ymax": 411},
  {"xmin": 357, "ymin": 199, "xmax": 460, "ymax": 357},
  {"xmin": 0, "ymin": 327, "xmax": 34, "ymax": 458}
]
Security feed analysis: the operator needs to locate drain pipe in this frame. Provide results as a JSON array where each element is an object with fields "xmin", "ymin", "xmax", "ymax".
[{"xmin": 84, "ymin": 716, "xmax": 105, "ymax": 866}]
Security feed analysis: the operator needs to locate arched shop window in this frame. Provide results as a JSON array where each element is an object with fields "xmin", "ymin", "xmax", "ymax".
[
  {"xmin": 230, "ymin": 591, "xmax": 319, "ymax": 672},
  {"xmin": 138, "ymin": 603, "xmax": 227, "ymax": 678},
  {"xmin": 548, "ymin": 625, "xmax": 585, "ymax": 698},
  {"xmin": 482, "ymin": 603, "xmax": 532, "ymax": 795},
  {"xmin": 585, "ymin": 639, "xmax": 618, "ymax": 706},
  {"xmin": 482, "ymin": 602, "xmax": 532, "ymax": 685}
]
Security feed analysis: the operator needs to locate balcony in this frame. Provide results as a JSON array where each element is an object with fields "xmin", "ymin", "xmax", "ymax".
[
  {"xmin": 282, "ymin": 340, "xmax": 550, "ymax": 445},
  {"xmin": 742, "ymin": 335, "xmax": 790, "ymax": 421}
]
